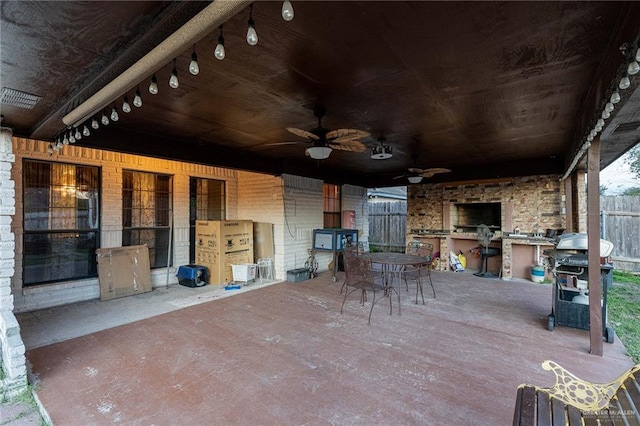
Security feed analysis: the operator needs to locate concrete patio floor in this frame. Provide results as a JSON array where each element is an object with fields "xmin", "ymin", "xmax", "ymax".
[{"xmin": 18, "ymin": 270, "xmax": 634, "ymax": 425}]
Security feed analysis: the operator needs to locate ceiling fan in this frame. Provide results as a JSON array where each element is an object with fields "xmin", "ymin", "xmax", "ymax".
[
  {"xmin": 285, "ymin": 106, "xmax": 370, "ymax": 160},
  {"xmin": 393, "ymin": 154, "xmax": 451, "ymax": 183}
]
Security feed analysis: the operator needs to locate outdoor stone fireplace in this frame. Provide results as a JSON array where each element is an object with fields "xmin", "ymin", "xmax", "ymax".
[{"xmin": 406, "ymin": 175, "xmax": 568, "ymax": 280}]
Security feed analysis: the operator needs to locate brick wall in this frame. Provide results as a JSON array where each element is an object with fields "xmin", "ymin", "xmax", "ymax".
[
  {"xmin": 0, "ymin": 128, "xmax": 26, "ymax": 398},
  {"xmin": 10, "ymin": 139, "xmax": 370, "ymax": 311},
  {"xmin": 11, "ymin": 138, "xmax": 240, "ymax": 312},
  {"xmin": 237, "ymin": 171, "xmax": 285, "ymax": 279}
]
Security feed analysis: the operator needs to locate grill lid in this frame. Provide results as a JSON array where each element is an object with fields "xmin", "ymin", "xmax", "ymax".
[{"xmin": 555, "ymin": 233, "xmax": 614, "ymax": 256}]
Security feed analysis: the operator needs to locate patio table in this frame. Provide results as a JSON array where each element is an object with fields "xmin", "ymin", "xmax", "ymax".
[{"xmin": 363, "ymin": 252, "xmax": 431, "ymax": 309}]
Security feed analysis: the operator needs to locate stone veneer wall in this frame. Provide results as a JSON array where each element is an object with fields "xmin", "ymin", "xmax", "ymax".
[
  {"xmin": 407, "ymin": 175, "xmax": 566, "ymax": 277},
  {"xmin": 0, "ymin": 128, "xmax": 26, "ymax": 398},
  {"xmin": 408, "ymin": 175, "xmax": 565, "ymax": 234}
]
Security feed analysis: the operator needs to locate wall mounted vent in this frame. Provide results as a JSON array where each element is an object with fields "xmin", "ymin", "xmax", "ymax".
[{"xmin": 1, "ymin": 87, "xmax": 40, "ymax": 109}]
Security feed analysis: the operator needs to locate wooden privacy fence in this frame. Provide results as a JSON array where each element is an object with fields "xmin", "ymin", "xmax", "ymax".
[
  {"xmin": 600, "ymin": 196, "xmax": 640, "ymax": 272},
  {"xmin": 368, "ymin": 201, "xmax": 407, "ymax": 252}
]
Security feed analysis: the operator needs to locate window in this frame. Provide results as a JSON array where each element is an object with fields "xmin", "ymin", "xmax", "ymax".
[
  {"xmin": 189, "ymin": 177, "xmax": 225, "ymax": 262},
  {"xmin": 23, "ymin": 160, "xmax": 100, "ymax": 285},
  {"xmin": 122, "ymin": 171, "xmax": 172, "ymax": 268},
  {"xmin": 323, "ymin": 184, "xmax": 341, "ymax": 228}
]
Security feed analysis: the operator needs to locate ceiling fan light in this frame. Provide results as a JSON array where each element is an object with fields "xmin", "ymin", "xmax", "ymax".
[
  {"xmin": 407, "ymin": 176, "xmax": 423, "ymax": 184},
  {"xmin": 307, "ymin": 146, "xmax": 332, "ymax": 160},
  {"xmin": 371, "ymin": 144, "xmax": 393, "ymax": 159}
]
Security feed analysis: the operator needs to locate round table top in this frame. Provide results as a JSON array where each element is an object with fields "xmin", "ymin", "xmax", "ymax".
[{"xmin": 364, "ymin": 252, "xmax": 430, "ymax": 266}]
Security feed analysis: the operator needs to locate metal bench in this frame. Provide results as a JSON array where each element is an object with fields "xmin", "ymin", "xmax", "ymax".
[{"xmin": 513, "ymin": 360, "xmax": 640, "ymax": 426}]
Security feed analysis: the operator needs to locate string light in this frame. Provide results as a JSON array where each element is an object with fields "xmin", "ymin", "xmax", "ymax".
[
  {"xmin": 610, "ymin": 90, "xmax": 621, "ymax": 103},
  {"xmin": 214, "ymin": 25, "xmax": 225, "ymax": 60},
  {"xmin": 169, "ymin": 59, "xmax": 179, "ymax": 88},
  {"xmin": 122, "ymin": 95, "xmax": 131, "ymax": 113},
  {"xmin": 133, "ymin": 87, "xmax": 143, "ymax": 107},
  {"xmin": 189, "ymin": 47, "xmax": 199, "ymax": 75},
  {"xmin": 246, "ymin": 3, "xmax": 258, "ymax": 46},
  {"xmin": 282, "ymin": 0, "xmax": 294, "ymax": 21},
  {"xmin": 74, "ymin": 127, "xmax": 82, "ymax": 140},
  {"xmin": 91, "ymin": 117, "xmax": 99, "ymax": 129},
  {"xmin": 619, "ymin": 75, "xmax": 631, "ymax": 90},
  {"xmin": 101, "ymin": 112, "xmax": 109, "ymax": 126},
  {"xmin": 83, "ymin": 125, "xmax": 90, "ymax": 137},
  {"xmin": 110, "ymin": 104, "xmax": 119, "ymax": 122},
  {"xmin": 148, "ymin": 75, "xmax": 159, "ymax": 95}
]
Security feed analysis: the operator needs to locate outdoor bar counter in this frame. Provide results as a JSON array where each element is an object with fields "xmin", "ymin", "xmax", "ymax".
[{"xmin": 409, "ymin": 230, "xmax": 555, "ymax": 280}]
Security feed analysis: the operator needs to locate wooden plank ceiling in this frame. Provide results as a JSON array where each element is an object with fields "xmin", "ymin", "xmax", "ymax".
[{"xmin": 1, "ymin": 1, "xmax": 639, "ymax": 187}]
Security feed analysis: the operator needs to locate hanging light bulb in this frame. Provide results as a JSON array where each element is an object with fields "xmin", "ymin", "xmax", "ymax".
[
  {"xmin": 63, "ymin": 132, "xmax": 69, "ymax": 145},
  {"xmin": 122, "ymin": 95, "xmax": 131, "ymax": 113},
  {"xmin": 282, "ymin": 0, "xmax": 294, "ymax": 21},
  {"xmin": 169, "ymin": 59, "xmax": 179, "ymax": 88},
  {"xmin": 601, "ymin": 109, "xmax": 610, "ymax": 119},
  {"xmin": 83, "ymin": 125, "xmax": 90, "ymax": 137},
  {"xmin": 47, "ymin": 143, "xmax": 54, "ymax": 155},
  {"xmin": 214, "ymin": 26, "xmax": 225, "ymax": 60},
  {"xmin": 101, "ymin": 112, "xmax": 109, "ymax": 126},
  {"xmin": 595, "ymin": 118, "xmax": 605, "ymax": 131},
  {"xmin": 189, "ymin": 48, "xmax": 199, "ymax": 75},
  {"xmin": 74, "ymin": 127, "xmax": 82, "ymax": 140},
  {"xmin": 133, "ymin": 88, "xmax": 143, "ymax": 107},
  {"xmin": 68, "ymin": 129, "xmax": 76, "ymax": 144},
  {"xmin": 587, "ymin": 134, "xmax": 594, "ymax": 142},
  {"xmin": 91, "ymin": 117, "xmax": 99, "ymax": 129},
  {"xmin": 110, "ymin": 105, "xmax": 119, "ymax": 122},
  {"xmin": 628, "ymin": 60, "xmax": 640, "ymax": 76},
  {"xmin": 246, "ymin": 4, "xmax": 258, "ymax": 46},
  {"xmin": 619, "ymin": 75, "xmax": 631, "ymax": 90},
  {"xmin": 610, "ymin": 90, "xmax": 621, "ymax": 104},
  {"xmin": 148, "ymin": 75, "xmax": 159, "ymax": 95},
  {"xmin": 605, "ymin": 102, "xmax": 614, "ymax": 113}
]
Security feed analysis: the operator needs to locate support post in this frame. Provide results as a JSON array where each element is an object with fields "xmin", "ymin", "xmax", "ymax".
[
  {"xmin": 587, "ymin": 137, "xmax": 603, "ymax": 356},
  {"xmin": 564, "ymin": 178, "xmax": 573, "ymax": 233}
]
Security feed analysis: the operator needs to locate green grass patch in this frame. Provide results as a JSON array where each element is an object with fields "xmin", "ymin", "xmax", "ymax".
[
  {"xmin": 613, "ymin": 270, "xmax": 640, "ymax": 285},
  {"xmin": 609, "ymin": 274, "xmax": 640, "ymax": 363}
]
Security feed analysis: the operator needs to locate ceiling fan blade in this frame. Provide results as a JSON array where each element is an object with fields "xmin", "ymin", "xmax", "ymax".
[
  {"xmin": 392, "ymin": 174, "xmax": 407, "ymax": 180},
  {"xmin": 259, "ymin": 141, "xmax": 302, "ymax": 148},
  {"xmin": 419, "ymin": 168, "xmax": 452, "ymax": 177},
  {"xmin": 329, "ymin": 140, "xmax": 367, "ymax": 152},
  {"xmin": 326, "ymin": 129, "xmax": 370, "ymax": 142},
  {"xmin": 286, "ymin": 127, "xmax": 320, "ymax": 140},
  {"xmin": 407, "ymin": 167, "xmax": 424, "ymax": 174}
]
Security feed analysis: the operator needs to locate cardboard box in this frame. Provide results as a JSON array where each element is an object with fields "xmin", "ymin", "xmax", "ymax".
[
  {"xmin": 96, "ymin": 245, "xmax": 152, "ymax": 301},
  {"xmin": 253, "ymin": 222, "xmax": 274, "ymax": 260},
  {"xmin": 195, "ymin": 220, "xmax": 253, "ymax": 285}
]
